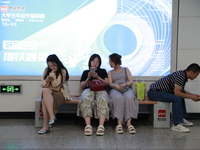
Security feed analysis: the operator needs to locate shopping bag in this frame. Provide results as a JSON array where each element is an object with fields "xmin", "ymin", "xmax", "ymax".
[
  {"xmin": 88, "ymin": 79, "xmax": 105, "ymax": 91},
  {"xmin": 135, "ymin": 82, "xmax": 146, "ymax": 100}
]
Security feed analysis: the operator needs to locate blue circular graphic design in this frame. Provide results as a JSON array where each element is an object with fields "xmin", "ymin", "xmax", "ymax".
[{"xmin": 103, "ymin": 24, "xmax": 137, "ymax": 56}]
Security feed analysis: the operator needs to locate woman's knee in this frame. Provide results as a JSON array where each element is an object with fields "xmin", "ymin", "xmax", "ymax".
[
  {"xmin": 125, "ymin": 94, "xmax": 135, "ymax": 100},
  {"xmin": 42, "ymin": 88, "xmax": 52, "ymax": 95},
  {"xmin": 82, "ymin": 90, "xmax": 94, "ymax": 99},
  {"xmin": 81, "ymin": 96, "xmax": 94, "ymax": 104},
  {"xmin": 96, "ymin": 95, "xmax": 108, "ymax": 103},
  {"xmin": 81, "ymin": 97, "xmax": 94, "ymax": 104}
]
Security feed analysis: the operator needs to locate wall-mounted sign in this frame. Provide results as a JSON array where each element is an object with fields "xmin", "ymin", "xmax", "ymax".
[{"xmin": 0, "ymin": 85, "xmax": 21, "ymax": 94}]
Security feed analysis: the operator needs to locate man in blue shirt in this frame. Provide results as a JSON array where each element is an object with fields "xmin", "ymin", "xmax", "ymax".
[{"xmin": 148, "ymin": 63, "xmax": 200, "ymax": 133}]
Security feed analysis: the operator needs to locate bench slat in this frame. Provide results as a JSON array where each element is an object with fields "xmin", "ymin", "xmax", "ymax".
[{"xmin": 66, "ymin": 95, "xmax": 157, "ymax": 105}]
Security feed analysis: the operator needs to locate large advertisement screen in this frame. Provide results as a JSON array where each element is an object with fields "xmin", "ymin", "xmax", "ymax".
[{"xmin": 0, "ymin": 0, "xmax": 172, "ymax": 76}]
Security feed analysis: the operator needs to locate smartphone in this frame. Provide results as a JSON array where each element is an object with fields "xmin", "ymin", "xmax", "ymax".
[
  {"xmin": 48, "ymin": 75, "xmax": 53, "ymax": 79},
  {"xmin": 90, "ymin": 67, "xmax": 95, "ymax": 72}
]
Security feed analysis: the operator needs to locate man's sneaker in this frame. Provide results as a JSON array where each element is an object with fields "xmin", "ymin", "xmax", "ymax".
[
  {"xmin": 181, "ymin": 119, "xmax": 193, "ymax": 127},
  {"xmin": 171, "ymin": 124, "xmax": 190, "ymax": 133}
]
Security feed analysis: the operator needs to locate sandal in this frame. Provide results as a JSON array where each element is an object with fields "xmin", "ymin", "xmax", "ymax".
[
  {"xmin": 115, "ymin": 125, "xmax": 123, "ymax": 134},
  {"xmin": 127, "ymin": 125, "xmax": 136, "ymax": 134},
  {"xmin": 84, "ymin": 125, "xmax": 93, "ymax": 136},
  {"xmin": 38, "ymin": 127, "xmax": 50, "ymax": 134},
  {"xmin": 96, "ymin": 125, "xmax": 105, "ymax": 136}
]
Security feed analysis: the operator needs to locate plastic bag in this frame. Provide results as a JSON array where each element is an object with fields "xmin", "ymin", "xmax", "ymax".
[{"xmin": 135, "ymin": 82, "xmax": 146, "ymax": 100}]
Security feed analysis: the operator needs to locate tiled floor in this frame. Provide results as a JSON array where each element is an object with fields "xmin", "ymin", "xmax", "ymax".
[{"xmin": 0, "ymin": 114, "xmax": 200, "ymax": 150}]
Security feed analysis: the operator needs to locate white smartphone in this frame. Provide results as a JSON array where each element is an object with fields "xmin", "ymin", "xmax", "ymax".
[{"xmin": 90, "ymin": 67, "xmax": 95, "ymax": 72}]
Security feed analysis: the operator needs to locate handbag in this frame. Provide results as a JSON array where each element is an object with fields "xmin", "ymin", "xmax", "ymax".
[
  {"xmin": 134, "ymin": 77, "xmax": 146, "ymax": 100},
  {"xmin": 114, "ymin": 84, "xmax": 129, "ymax": 93},
  {"xmin": 88, "ymin": 79, "xmax": 105, "ymax": 91}
]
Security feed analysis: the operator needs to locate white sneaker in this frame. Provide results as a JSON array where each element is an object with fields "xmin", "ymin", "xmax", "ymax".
[
  {"xmin": 181, "ymin": 119, "xmax": 193, "ymax": 127},
  {"xmin": 171, "ymin": 124, "xmax": 190, "ymax": 133}
]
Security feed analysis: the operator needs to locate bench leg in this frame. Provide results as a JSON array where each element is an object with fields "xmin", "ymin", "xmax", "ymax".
[
  {"xmin": 153, "ymin": 102, "xmax": 170, "ymax": 128},
  {"xmin": 35, "ymin": 97, "xmax": 43, "ymax": 128}
]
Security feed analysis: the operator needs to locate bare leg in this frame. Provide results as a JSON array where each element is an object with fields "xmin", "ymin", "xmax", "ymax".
[
  {"xmin": 99, "ymin": 117, "xmax": 105, "ymax": 126},
  {"xmin": 126, "ymin": 118, "xmax": 132, "ymax": 127},
  {"xmin": 117, "ymin": 119, "xmax": 123, "ymax": 126},
  {"xmin": 84, "ymin": 116, "xmax": 91, "ymax": 126},
  {"xmin": 40, "ymin": 99, "xmax": 50, "ymax": 131},
  {"xmin": 42, "ymin": 88, "xmax": 55, "ymax": 120}
]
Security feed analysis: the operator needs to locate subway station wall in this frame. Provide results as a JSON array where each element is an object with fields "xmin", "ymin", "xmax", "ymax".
[
  {"xmin": 177, "ymin": 0, "xmax": 200, "ymax": 113},
  {"xmin": 1, "ymin": 0, "xmax": 200, "ymax": 113}
]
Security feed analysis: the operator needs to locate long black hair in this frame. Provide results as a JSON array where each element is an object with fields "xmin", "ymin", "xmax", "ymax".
[
  {"xmin": 44, "ymin": 54, "xmax": 69, "ymax": 81},
  {"xmin": 88, "ymin": 54, "xmax": 102, "ymax": 69}
]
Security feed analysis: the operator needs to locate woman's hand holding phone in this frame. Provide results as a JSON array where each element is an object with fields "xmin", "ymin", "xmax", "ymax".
[
  {"xmin": 47, "ymin": 75, "xmax": 54, "ymax": 81},
  {"xmin": 92, "ymin": 72, "xmax": 99, "ymax": 79},
  {"xmin": 87, "ymin": 72, "xmax": 93, "ymax": 79}
]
